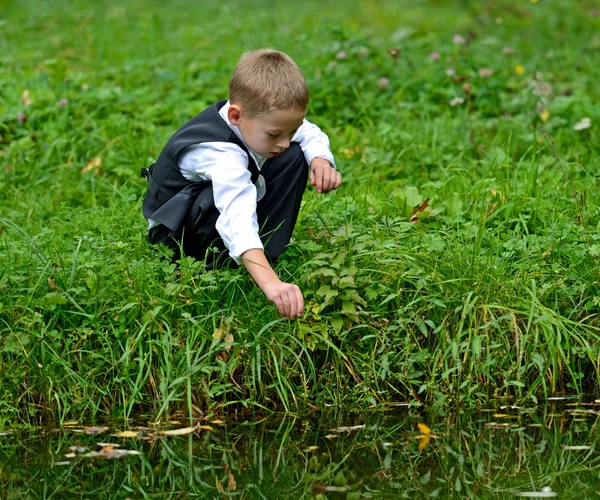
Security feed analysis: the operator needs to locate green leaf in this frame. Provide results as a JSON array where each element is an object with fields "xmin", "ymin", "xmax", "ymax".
[
  {"xmin": 588, "ymin": 245, "xmax": 600, "ymax": 257},
  {"xmin": 342, "ymin": 301, "xmax": 357, "ymax": 315},
  {"xmin": 399, "ymin": 185, "xmax": 422, "ymax": 207},
  {"xmin": 476, "ymin": 463, "xmax": 485, "ymax": 478},
  {"xmin": 45, "ymin": 293, "xmax": 68, "ymax": 305},
  {"xmin": 365, "ymin": 286, "xmax": 379, "ymax": 300},
  {"xmin": 333, "ymin": 470, "xmax": 348, "ymax": 486},
  {"xmin": 310, "ymin": 268, "xmax": 337, "ymax": 279},
  {"xmin": 331, "ymin": 317, "xmax": 344, "ymax": 333},
  {"xmin": 445, "ymin": 192, "xmax": 463, "ymax": 217},
  {"xmin": 336, "ymin": 275, "xmax": 356, "ymax": 289},
  {"xmin": 472, "ymin": 336, "xmax": 482, "ymax": 358},
  {"xmin": 340, "ymin": 290, "xmax": 365, "ymax": 305}
]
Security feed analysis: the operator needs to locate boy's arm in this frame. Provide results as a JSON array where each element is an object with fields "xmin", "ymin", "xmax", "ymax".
[
  {"xmin": 179, "ymin": 144, "xmax": 303, "ymax": 318},
  {"xmin": 292, "ymin": 119, "xmax": 341, "ymax": 193},
  {"xmin": 241, "ymin": 249, "xmax": 304, "ymax": 317}
]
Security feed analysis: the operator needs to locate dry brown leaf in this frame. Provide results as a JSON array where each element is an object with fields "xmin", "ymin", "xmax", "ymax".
[
  {"xmin": 21, "ymin": 90, "xmax": 32, "ymax": 106},
  {"xmin": 84, "ymin": 444, "xmax": 142, "ymax": 459},
  {"xmin": 215, "ymin": 476, "xmax": 224, "ymax": 493},
  {"xmin": 84, "ymin": 426, "xmax": 109, "ymax": 435},
  {"xmin": 228, "ymin": 473, "xmax": 236, "ymax": 491},
  {"xmin": 410, "ymin": 198, "xmax": 430, "ymax": 223},
  {"xmin": 160, "ymin": 425, "xmax": 197, "ymax": 436},
  {"xmin": 224, "ymin": 333, "xmax": 234, "ymax": 350},
  {"xmin": 82, "ymin": 157, "xmax": 101, "ymax": 174},
  {"xmin": 198, "ymin": 425, "xmax": 213, "ymax": 431}
]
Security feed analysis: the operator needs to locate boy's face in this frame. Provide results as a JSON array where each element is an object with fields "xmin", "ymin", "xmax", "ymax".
[{"xmin": 228, "ymin": 105, "xmax": 306, "ymax": 159}]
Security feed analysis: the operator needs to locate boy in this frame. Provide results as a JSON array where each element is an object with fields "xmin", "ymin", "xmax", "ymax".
[{"xmin": 142, "ymin": 49, "xmax": 341, "ymax": 318}]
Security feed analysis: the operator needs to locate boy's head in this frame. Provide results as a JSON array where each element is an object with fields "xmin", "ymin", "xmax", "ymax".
[
  {"xmin": 229, "ymin": 48, "xmax": 309, "ymax": 116},
  {"xmin": 227, "ymin": 49, "xmax": 308, "ymax": 158}
]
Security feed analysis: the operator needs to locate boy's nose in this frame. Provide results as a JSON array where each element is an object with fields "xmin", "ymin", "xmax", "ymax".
[{"xmin": 277, "ymin": 138, "xmax": 290, "ymax": 150}]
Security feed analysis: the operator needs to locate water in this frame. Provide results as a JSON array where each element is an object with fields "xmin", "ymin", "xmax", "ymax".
[{"xmin": 1, "ymin": 402, "xmax": 600, "ymax": 498}]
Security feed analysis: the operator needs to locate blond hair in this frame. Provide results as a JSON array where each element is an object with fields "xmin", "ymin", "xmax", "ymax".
[{"xmin": 229, "ymin": 49, "xmax": 309, "ymax": 116}]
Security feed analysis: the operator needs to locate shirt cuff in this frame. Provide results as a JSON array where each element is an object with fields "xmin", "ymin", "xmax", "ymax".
[{"xmin": 228, "ymin": 235, "xmax": 264, "ymax": 265}]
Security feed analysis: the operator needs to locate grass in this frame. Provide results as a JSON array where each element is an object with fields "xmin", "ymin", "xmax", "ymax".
[{"xmin": 1, "ymin": 0, "xmax": 599, "ymax": 424}]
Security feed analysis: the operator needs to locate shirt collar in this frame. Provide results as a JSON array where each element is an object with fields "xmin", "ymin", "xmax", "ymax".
[{"xmin": 219, "ymin": 100, "xmax": 267, "ymax": 167}]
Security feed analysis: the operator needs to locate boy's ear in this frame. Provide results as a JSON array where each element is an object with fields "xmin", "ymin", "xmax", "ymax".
[{"xmin": 227, "ymin": 104, "xmax": 243, "ymax": 126}]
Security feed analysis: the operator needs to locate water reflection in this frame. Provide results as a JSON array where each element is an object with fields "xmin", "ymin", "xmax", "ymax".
[{"xmin": 1, "ymin": 403, "xmax": 600, "ymax": 498}]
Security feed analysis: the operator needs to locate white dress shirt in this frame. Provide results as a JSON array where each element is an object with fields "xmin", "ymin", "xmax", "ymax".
[{"xmin": 149, "ymin": 101, "xmax": 335, "ymax": 264}]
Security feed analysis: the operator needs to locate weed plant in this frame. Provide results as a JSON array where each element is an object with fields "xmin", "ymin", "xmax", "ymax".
[{"xmin": 0, "ymin": 0, "xmax": 599, "ymax": 423}]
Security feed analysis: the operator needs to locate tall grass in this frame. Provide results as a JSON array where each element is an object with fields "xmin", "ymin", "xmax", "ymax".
[{"xmin": 1, "ymin": 0, "xmax": 599, "ymax": 423}]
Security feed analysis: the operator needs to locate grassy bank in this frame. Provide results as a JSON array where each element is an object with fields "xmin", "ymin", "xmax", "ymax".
[{"xmin": 1, "ymin": 0, "xmax": 599, "ymax": 423}]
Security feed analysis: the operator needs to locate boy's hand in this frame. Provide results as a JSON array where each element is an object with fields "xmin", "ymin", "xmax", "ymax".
[
  {"xmin": 310, "ymin": 159, "xmax": 342, "ymax": 194},
  {"xmin": 262, "ymin": 280, "xmax": 304, "ymax": 318},
  {"xmin": 241, "ymin": 248, "xmax": 304, "ymax": 318}
]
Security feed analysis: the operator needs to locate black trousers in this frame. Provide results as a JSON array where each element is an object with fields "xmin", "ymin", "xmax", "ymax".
[{"xmin": 148, "ymin": 142, "xmax": 309, "ymax": 268}]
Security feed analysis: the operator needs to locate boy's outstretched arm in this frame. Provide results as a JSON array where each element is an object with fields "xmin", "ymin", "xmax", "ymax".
[{"xmin": 241, "ymin": 248, "xmax": 304, "ymax": 318}]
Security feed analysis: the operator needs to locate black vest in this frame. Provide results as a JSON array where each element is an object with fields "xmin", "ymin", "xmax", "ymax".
[{"xmin": 142, "ymin": 100, "xmax": 260, "ymax": 231}]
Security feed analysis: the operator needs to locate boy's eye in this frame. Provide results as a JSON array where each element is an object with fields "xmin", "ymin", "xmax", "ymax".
[{"xmin": 267, "ymin": 133, "xmax": 278, "ymax": 138}]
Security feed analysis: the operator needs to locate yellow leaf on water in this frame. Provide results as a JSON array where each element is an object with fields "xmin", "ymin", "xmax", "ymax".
[
  {"xmin": 417, "ymin": 423, "xmax": 431, "ymax": 435},
  {"xmin": 115, "ymin": 430, "xmax": 138, "ymax": 438},
  {"xmin": 561, "ymin": 445, "xmax": 592, "ymax": 450},
  {"xmin": 418, "ymin": 435, "xmax": 431, "ymax": 450},
  {"xmin": 160, "ymin": 426, "xmax": 197, "ymax": 436},
  {"xmin": 62, "ymin": 422, "xmax": 82, "ymax": 428}
]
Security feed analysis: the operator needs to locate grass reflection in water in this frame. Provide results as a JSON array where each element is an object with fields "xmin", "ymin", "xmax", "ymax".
[{"xmin": 2, "ymin": 404, "xmax": 600, "ymax": 498}]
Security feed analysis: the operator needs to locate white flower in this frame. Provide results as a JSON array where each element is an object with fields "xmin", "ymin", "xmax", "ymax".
[
  {"xmin": 378, "ymin": 77, "xmax": 390, "ymax": 90},
  {"xmin": 574, "ymin": 117, "xmax": 591, "ymax": 131},
  {"xmin": 453, "ymin": 34, "xmax": 466, "ymax": 45},
  {"xmin": 450, "ymin": 97, "xmax": 464, "ymax": 107}
]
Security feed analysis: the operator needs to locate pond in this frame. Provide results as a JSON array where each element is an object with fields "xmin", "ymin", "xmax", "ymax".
[{"xmin": 1, "ymin": 400, "xmax": 600, "ymax": 498}]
